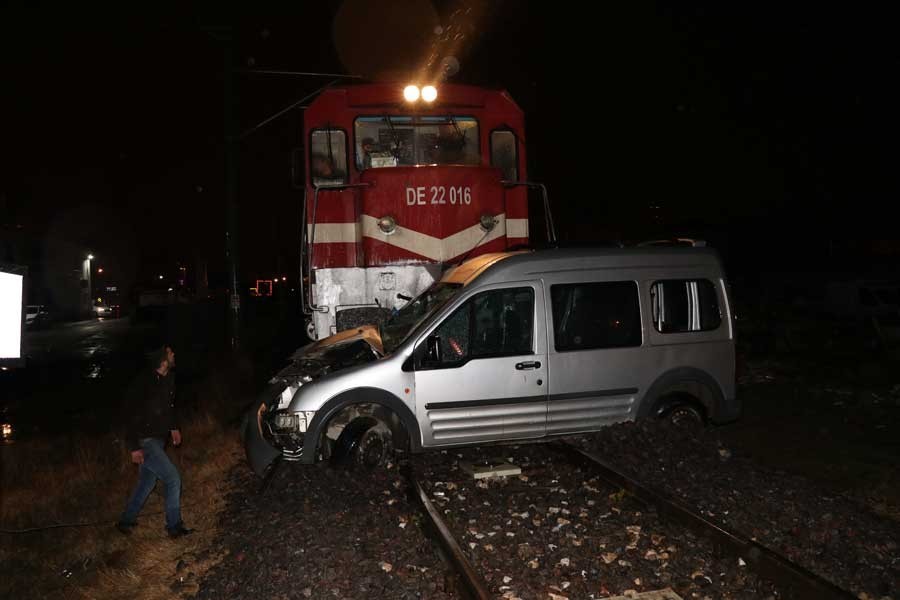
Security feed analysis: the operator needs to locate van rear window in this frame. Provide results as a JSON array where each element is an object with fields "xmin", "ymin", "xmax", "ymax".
[
  {"xmin": 551, "ymin": 282, "xmax": 642, "ymax": 351},
  {"xmin": 651, "ymin": 279, "xmax": 721, "ymax": 333}
]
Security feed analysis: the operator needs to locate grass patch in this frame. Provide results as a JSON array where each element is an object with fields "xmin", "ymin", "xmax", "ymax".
[{"xmin": 0, "ymin": 361, "xmax": 247, "ymax": 600}]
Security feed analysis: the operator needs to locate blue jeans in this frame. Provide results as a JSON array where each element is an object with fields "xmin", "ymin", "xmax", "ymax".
[{"xmin": 120, "ymin": 437, "xmax": 183, "ymax": 531}]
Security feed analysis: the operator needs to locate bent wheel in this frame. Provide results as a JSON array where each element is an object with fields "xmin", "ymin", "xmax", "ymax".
[{"xmin": 355, "ymin": 424, "xmax": 394, "ymax": 469}]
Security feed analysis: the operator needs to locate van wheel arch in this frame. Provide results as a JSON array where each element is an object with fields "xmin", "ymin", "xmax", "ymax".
[
  {"xmin": 638, "ymin": 368, "xmax": 724, "ymax": 423},
  {"xmin": 302, "ymin": 388, "xmax": 420, "ymax": 464}
]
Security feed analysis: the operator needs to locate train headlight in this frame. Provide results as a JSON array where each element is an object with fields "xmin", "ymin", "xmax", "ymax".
[
  {"xmin": 421, "ymin": 85, "xmax": 437, "ymax": 102},
  {"xmin": 377, "ymin": 215, "xmax": 398, "ymax": 235},
  {"xmin": 479, "ymin": 214, "xmax": 497, "ymax": 232},
  {"xmin": 403, "ymin": 85, "xmax": 420, "ymax": 102}
]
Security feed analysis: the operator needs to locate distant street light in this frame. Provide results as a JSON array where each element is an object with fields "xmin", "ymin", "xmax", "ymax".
[
  {"xmin": 158, "ymin": 275, "xmax": 164, "ymax": 280},
  {"xmin": 97, "ymin": 268, "xmax": 104, "ymax": 274},
  {"xmin": 282, "ymin": 276, "xmax": 287, "ymax": 281},
  {"xmin": 85, "ymin": 254, "xmax": 96, "ymax": 317}
]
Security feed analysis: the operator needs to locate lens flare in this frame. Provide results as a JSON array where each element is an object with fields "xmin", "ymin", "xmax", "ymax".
[{"xmin": 403, "ymin": 85, "xmax": 420, "ymax": 102}]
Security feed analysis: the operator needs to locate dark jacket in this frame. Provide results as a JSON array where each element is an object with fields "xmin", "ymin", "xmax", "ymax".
[{"xmin": 125, "ymin": 368, "xmax": 178, "ymax": 451}]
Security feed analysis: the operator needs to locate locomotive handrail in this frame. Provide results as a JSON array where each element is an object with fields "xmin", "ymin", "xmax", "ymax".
[
  {"xmin": 305, "ymin": 182, "xmax": 374, "ymax": 315},
  {"xmin": 501, "ymin": 180, "xmax": 557, "ymax": 243}
]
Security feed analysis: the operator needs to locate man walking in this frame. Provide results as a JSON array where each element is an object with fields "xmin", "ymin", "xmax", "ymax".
[{"xmin": 117, "ymin": 345, "xmax": 193, "ymax": 538}]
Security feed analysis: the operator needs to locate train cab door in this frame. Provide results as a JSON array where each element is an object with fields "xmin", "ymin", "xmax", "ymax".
[{"xmin": 413, "ymin": 282, "xmax": 548, "ymax": 447}]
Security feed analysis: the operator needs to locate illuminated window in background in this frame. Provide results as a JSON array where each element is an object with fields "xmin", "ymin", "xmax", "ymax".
[
  {"xmin": 309, "ymin": 129, "xmax": 348, "ymax": 187},
  {"xmin": 490, "ymin": 130, "xmax": 518, "ymax": 181},
  {"xmin": 354, "ymin": 116, "xmax": 480, "ymax": 170},
  {"xmin": 255, "ymin": 280, "xmax": 273, "ymax": 297}
]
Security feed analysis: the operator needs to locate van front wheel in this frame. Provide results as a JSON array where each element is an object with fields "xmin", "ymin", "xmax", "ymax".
[{"xmin": 356, "ymin": 423, "xmax": 394, "ymax": 469}]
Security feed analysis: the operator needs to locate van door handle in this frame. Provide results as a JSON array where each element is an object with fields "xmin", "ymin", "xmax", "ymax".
[{"xmin": 515, "ymin": 361, "xmax": 541, "ymax": 370}]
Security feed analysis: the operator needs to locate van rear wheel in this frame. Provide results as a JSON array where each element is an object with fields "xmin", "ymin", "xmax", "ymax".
[
  {"xmin": 655, "ymin": 394, "xmax": 706, "ymax": 428},
  {"xmin": 661, "ymin": 403, "xmax": 704, "ymax": 428}
]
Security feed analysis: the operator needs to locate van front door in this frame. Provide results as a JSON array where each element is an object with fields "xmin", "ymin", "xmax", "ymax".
[{"xmin": 414, "ymin": 283, "xmax": 547, "ymax": 447}]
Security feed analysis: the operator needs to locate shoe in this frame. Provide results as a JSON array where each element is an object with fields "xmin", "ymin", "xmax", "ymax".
[
  {"xmin": 167, "ymin": 524, "xmax": 194, "ymax": 539},
  {"xmin": 115, "ymin": 521, "xmax": 136, "ymax": 536}
]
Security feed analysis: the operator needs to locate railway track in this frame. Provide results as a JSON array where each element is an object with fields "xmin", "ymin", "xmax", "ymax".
[
  {"xmin": 406, "ymin": 440, "xmax": 858, "ymax": 600},
  {"xmin": 410, "ymin": 473, "xmax": 493, "ymax": 600}
]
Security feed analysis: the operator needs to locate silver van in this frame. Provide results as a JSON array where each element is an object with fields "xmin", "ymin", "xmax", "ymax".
[{"xmin": 244, "ymin": 247, "xmax": 738, "ymax": 476}]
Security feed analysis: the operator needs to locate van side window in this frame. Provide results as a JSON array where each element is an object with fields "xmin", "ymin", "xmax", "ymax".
[
  {"xmin": 651, "ymin": 279, "xmax": 721, "ymax": 333},
  {"xmin": 427, "ymin": 287, "xmax": 534, "ymax": 367},
  {"xmin": 551, "ymin": 282, "xmax": 641, "ymax": 351}
]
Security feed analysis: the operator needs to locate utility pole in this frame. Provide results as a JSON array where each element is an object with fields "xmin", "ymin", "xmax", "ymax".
[
  {"xmin": 224, "ymin": 30, "xmax": 241, "ymax": 350},
  {"xmin": 205, "ymin": 23, "xmax": 241, "ymax": 350},
  {"xmin": 202, "ymin": 26, "xmax": 360, "ymax": 349}
]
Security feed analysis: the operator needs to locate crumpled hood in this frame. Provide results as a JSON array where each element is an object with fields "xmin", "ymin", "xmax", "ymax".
[
  {"xmin": 272, "ymin": 325, "xmax": 384, "ymax": 383},
  {"xmin": 290, "ymin": 325, "xmax": 384, "ymax": 360}
]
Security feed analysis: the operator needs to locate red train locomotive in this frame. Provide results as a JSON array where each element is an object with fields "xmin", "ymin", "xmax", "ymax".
[{"xmin": 302, "ymin": 82, "xmax": 544, "ymax": 339}]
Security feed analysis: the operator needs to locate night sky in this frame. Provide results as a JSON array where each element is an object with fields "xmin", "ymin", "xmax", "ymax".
[{"xmin": 2, "ymin": 2, "xmax": 898, "ymax": 290}]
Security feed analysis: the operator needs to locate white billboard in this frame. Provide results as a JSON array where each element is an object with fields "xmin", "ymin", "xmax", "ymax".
[{"xmin": 0, "ymin": 269, "xmax": 24, "ymax": 360}]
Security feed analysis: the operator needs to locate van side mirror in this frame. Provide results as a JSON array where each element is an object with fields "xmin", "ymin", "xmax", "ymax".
[
  {"xmin": 425, "ymin": 335, "xmax": 442, "ymax": 364},
  {"xmin": 291, "ymin": 147, "xmax": 305, "ymax": 190}
]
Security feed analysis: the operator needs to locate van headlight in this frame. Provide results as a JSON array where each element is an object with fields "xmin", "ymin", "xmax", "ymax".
[
  {"xmin": 274, "ymin": 411, "xmax": 316, "ymax": 433},
  {"xmin": 275, "ymin": 412, "xmax": 301, "ymax": 430}
]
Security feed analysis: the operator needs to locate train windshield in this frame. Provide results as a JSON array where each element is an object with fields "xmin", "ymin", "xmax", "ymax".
[{"xmin": 355, "ymin": 116, "xmax": 479, "ymax": 170}]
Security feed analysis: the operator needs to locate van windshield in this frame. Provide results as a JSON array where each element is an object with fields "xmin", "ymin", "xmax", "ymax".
[{"xmin": 380, "ymin": 283, "xmax": 461, "ymax": 353}]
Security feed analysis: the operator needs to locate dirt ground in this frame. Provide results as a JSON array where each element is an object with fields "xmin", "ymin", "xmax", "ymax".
[
  {"xmin": 724, "ymin": 355, "xmax": 900, "ymax": 521},
  {"xmin": 193, "ymin": 461, "xmax": 459, "ymax": 600}
]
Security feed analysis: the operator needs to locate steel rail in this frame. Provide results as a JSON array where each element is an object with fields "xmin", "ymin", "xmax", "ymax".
[
  {"xmin": 408, "ymin": 471, "xmax": 492, "ymax": 600},
  {"xmin": 558, "ymin": 442, "xmax": 857, "ymax": 600}
]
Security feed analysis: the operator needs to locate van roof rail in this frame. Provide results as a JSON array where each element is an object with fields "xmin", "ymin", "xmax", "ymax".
[
  {"xmin": 507, "ymin": 240, "xmax": 626, "ymax": 251},
  {"xmin": 634, "ymin": 238, "xmax": 707, "ymax": 248}
]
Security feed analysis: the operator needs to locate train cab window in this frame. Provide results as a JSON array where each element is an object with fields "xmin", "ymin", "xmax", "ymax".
[
  {"xmin": 490, "ymin": 130, "xmax": 518, "ymax": 181},
  {"xmin": 355, "ymin": 116, "xmax": 480, "ymax": 170},
  {"xmin": 310, "ymin": 129, "xmax": 348, "ymax": 186}
]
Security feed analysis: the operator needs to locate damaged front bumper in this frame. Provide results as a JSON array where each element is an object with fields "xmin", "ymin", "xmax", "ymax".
[
  {"xmin": 242, "ymin": 330, "xmax": 384, "ymax": 477},
  {"xmin": 242, "ymin": 384, "xmax": 312, "ymax": 477}
]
